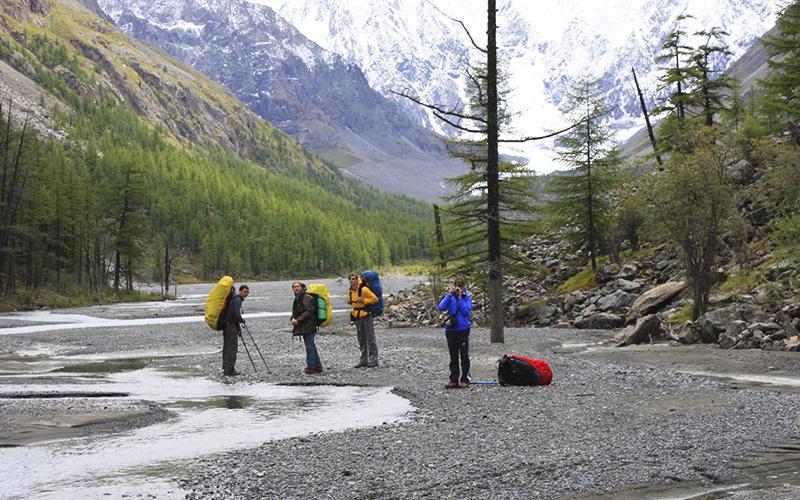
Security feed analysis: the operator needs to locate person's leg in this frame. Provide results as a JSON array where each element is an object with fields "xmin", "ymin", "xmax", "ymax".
[
  {"xmin": 364, "ymin": 315, "xmax": 378, "ymax": 366},
  {"xmin": 445, "ymin": 330, "xmax": 460, "ymax": 385},
  {"xmin": 303, "ymin": 333, "xmax": 322, "ymax": 371},
  {"xmin": 223, "ymin": 325, "xmax": 239, "ymax": 375},
  {"xmin": 458, "ymin": 329, "xmax": 471, "ymax": 385},
  {"xmin": 355, "ymin": 318, "xmax": 368, "ymax": 366}
]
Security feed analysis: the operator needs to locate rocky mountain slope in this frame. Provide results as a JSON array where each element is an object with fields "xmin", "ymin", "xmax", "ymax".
[
  {"xmin": 97, "ymin": 0, "xmax": 466, "ymax": 201},
  {"xmin": 262, "ymin": 0, "xmax": 778, "ymax": 172}
]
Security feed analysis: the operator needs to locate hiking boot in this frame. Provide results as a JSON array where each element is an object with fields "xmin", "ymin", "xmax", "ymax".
[
  {"xmin": 303, "ymin": 367, "xmax": 315, "ymax": 374},
  {"xmin": 445, "ymin": 381, "xmax": 458, "ymax": 389},
  {"xmin": 224, "ymin": 370, "xmax": 240, "ymax": 376},
  {"xmin": 315, "ymin": 366, "xmax": 324, "ymax": 374},
  {"xmin": 366, "ymin": 362, "xmax": 379, "ymax": 368},
  {"xmin": 458, "ymin": 381, "xmax": 470, "ymax": 389},
  {"xmin": 354, "ymin": 362, "xmax": 367, "ymax": 368}
]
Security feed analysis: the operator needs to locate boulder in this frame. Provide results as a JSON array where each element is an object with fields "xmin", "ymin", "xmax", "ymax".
[
  {"xmin": 767, "ymin": 260, "xmax": 797, "ymax": 281},
  {"xmin": 595, "ymin": 263, "xmax": 619, "ymax": 284},
  {"xmin": 675, "ymin": 321, "xmax": 700, "ymax": 344},
  {"xmin": 574, "ymin": 312, "xmax": 625, "ymax": 330},
  {"xmin": 597, "ymin": 290, "xmax": 638, "ymax": 311},
  {"xmin": 727, "ymin": 159, "xmax": 756, "ymax": 184},
  {"xmin": 785, "ymin": 337, "xmax": 800, "ymax": 352},
  {"xmin": 626, "ymin": 281, "xmax": 687, "ymax": 322},
  {"xmin": 617, "ymin": 314, "xmax": 664, "ymax": 347},
  {"xmin": 614, "ymin": 278, "xmax": 641, "ymax": 293},
  {"xmin": 698, "ymin": 305, "xmax": 768, "ymax": 343}
]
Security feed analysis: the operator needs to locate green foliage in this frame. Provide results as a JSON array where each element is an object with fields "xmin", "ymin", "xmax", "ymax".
[
  {"xmin": 646, "ymin": 124, "xmax": 736, "ymax": 319},
  {"xmin": 761, "ymin": 0, "xmax": 800, "ymax": 127},
  {"xmin": 545, "ymin": 75, "xmax": 621, "ymax": 270},
  {"xmin": 436, "ymin": 62, "xmax": 540, "ymax": 280},
  {"xmin": 557, "ymin": 264, "xmax": 598, "ymax": 295}
]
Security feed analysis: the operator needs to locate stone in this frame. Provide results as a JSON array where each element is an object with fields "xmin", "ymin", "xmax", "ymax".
[
  {"xmin": 785, "ymin": 336, "xmax": 800, "ymax": 352},
  {"xmin": 718, "ymin": 333, "xmax": 737, "ymax": 349},
  {"xmin": 655, "ymin": 260, "xmax": 672, "ymax": 271},
  {"xmin": 626, "ymin": 281, "xmax": 687, "ymax": 322},
  {"xmin": 614, "ymin": 279, "xmax": 641, "ymax": 293},
  {"xmin": 676, "ymin": 321, "xmax": 700, "ymax": 344},
  {"xmin": 767, "ymin": 260, "xmax": 797, "ymax": 281},
  {"xmin": 597, "ymin": 290, "xmax": 638, "ymax": 311},
  {"xmin": 727, "ymin": 159, "xmax": 756, "ymax": 185},
  {"xmin": 617, "ymin": 314, "xmax": 664, "ymax": 347},
  {"xmin": 617, "ymin": 264, "xmax": 638, "ymax": 279},
  {"xmin": 725, "ymin": 320, "xmax": 747, "ymax": 338},
  {"xmin": 595, "ymin": 263, "xmax": 619, "ymax": 284},
  {"xmin": 698, "ymin": 305, "xmax": 743, "ymax": 343},
  {"xmin": 574, "ymin": 313, "xmax": 625, "ymax": 330}
]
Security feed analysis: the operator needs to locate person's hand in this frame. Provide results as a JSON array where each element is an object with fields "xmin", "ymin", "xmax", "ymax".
[
  {"xmin": 356, "ymin": 297, "xmax": 364, "ymax": 305},
  {"xmin": 291, "ymin": 318, "xmax": 299, "ymax": 326}
]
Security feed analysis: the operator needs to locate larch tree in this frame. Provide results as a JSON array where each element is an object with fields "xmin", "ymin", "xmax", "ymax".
[{"xmin": 546, "ymin": 76, "xmax": 622, "ymax": 270}]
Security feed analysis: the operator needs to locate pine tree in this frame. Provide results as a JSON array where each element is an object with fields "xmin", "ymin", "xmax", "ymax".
[
  {"xmin": 762, "ymin": 0, "xmax": 800, "ymax": 132},
  {"xmin": 655, "ymin": 15, "xmax": 698, "ymax": 123},
  {"xmin": 690, "ymin": 27, "xmax": 734, "ymax": 126},
  {"xmin": 546, "ymin": 76, "xmax": 621, "ymax": 270}
]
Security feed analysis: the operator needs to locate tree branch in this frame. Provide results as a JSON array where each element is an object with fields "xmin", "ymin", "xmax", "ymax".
[{"xmin": 424, "ymin": 0, "xmax": 487, "ymax": 54}]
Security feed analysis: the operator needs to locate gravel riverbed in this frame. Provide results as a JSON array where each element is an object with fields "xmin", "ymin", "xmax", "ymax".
[{"xmin": 2, "ymin": 278, "xmax": 799, "ymax": 499}]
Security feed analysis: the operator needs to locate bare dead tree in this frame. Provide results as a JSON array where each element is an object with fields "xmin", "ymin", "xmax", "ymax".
[{"xmin": 632, "ymin": 67, "xmax": 663, "ymax": 169}]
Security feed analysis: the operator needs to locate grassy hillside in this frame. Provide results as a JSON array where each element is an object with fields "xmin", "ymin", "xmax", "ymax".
[{"xmin": 0, "ymin": 0, "xmax": 432, "ymax": 304}]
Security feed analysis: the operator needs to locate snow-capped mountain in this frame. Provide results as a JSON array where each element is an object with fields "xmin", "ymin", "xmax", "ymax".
[
  {"xmin": 256, "ymin": 0, "xmax": 778, "ymax": 172},
  {"xmin": 98, "ymin": 0, "xmax": 467, "ymax": 201}
]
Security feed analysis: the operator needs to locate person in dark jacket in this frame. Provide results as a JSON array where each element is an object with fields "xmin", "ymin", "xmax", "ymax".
[
  {"xmin": 222, "ymin": 284, "xmax": 249, "ymax": 376},
  {"xmin": 291, "ymin": 281, "xmax": 323, "ymax": 374},
  {"xmin": 437, "ymin": 276, "xmax": 473, "ymax": 388}
]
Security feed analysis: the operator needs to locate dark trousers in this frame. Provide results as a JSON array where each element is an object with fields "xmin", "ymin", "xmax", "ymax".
[
  {"xmin": 222, "ymin": 323, "xmax": 239, "ymax": 375},
  {"xmin": 303, "ymin": 333, "xmax": 322, "ymax": 370},
  {"xmin": 355, "ymin": 315, "xmax": 378, "ymax": 365},
  {"xmin": 446, "ymin": 329, "xmax": 470, "ymax": 383}
]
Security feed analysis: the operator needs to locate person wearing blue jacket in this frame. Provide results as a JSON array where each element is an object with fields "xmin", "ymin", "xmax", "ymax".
[{"xmin": 438, "ymin": 276, "xmax": 473, "ymax": 388}]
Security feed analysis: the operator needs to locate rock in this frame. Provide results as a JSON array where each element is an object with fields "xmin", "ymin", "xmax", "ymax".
[
  {"xmin": 617, "ymin": 315, "xmax": 664, "ymax": 347},
  {"xmin": 676, "ymin": 321, "xmax": 700, "ymax": 344},
  {"xmin": 617, "ymin": 264, "xmax": 638, "ymax": 279},
  {"xmin": 698, "ymin": 305, "xmax": 739, "ymax": 343},
  {"xmin": 595, "ymin": 263, "xmax": 619, "ymax": 284},
  {"xmin": 545, "ymin": 258, "xmax": 560, "ymax": 268},
  {"xmin": 614, "ymin": 279, "xmax": 641, "ymax": 293},
  {"xmin": 709, "ymin": 293, "xmax": 734, "ymax": 306},
  {"xmin": 718, "ymin": 333, "xmax": 737, "ymax": 349},
  {"xmin": 725, "ymin": 320, "xmax": 747, "ymax": 338},
  {"xmin": 766, "ymin": 330, "xmax": 788, "ymax": 342},
  {"xmin": 727, "ymin": 159, "xmax": 755, "ymax": 184},
  {"xmin": 767, "ymin": 260, "xmax": 797, "ymax": 281},
  {"xmin": 747, "ymin": 321, "xmax": 782, "ymax": 333},
  {"xmin": 574, "ymin": 312, "xmax": 625, "ymax": 330},
  {"xmin": 782, "ymin": 302, "xmax": 800, "ymax": 319},
  {"xmin": 597, "ymin": 290, "xmax": 638, "ymax": 311},
  {"xmin": 655, "ymin": 260, "xmax": 672, "ymax": 271},
  {"xmin": 626, "ymin": 281, "xmax": 687, "ymax": 322},
  {"xmin": 785, "ymin": 336, "xmax": 800, "ymax": 352}
]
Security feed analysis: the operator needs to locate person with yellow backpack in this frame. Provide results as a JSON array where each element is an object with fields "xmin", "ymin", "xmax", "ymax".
[
  {"xmin": 222, "ymin": 284, "xmax": 249, "ymax": 376},
  {"xmin": 348, "ymin": 273, "xmax": 379, "ymax": 368},
  {"xmin": 291, "ymin": 281, "xmax": 323, "ymax": 374}
]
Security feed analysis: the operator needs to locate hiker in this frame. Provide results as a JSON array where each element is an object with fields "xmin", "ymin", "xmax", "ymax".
[
  {"xmin": 438, "ymin": 276, "xmax": 473, "ymax": 388},
  {"xmin": 348, "ymin": 273, "xmax": 379, "ymax": 368},
  {"xmin": 291, "ymin": 281, "xmax": 323, "ymax": 374},
  {"xmin": 222, "ymin": 284, "xmax": 249, "ymax": 376}
]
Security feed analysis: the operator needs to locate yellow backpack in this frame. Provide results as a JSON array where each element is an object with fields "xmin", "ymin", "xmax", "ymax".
[
  {"xmin": 307, "ymin": 283, "xmax": 332, "ymax": 328},
  {"xmin": 205, "ymin": 276, "xmax": 234, "ymax": 330}
]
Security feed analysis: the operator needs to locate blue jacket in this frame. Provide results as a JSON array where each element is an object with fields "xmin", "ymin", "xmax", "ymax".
[{"xmin": 438, "ymin": 293, "xmax": 473, "ymax": 332}]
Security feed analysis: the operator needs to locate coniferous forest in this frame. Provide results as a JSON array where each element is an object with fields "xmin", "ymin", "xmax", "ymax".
[{"xmin": 0, "ymin": 3, "xmax": 433, "ymax": 306}]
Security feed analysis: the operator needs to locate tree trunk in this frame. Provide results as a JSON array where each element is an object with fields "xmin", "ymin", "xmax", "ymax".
[
  {"xmin": 631, "ymin": 67, "xmax": 663, "ymax": 169},
  {"xmin": 433, "ymin": 204, "xmax": 446, "ymax": 269},
  {"xmin": 486, "ymin": 0, "xmax": 504, "ymax": 343}
]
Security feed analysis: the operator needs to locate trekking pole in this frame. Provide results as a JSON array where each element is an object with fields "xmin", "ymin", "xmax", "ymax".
[
  {"xmin": 244, "ymin": 324, "xmax": 271, "ymax": 373},
  {"xmin": 238, "ymin": 328, "xmax": 258, "ymax": 372}
]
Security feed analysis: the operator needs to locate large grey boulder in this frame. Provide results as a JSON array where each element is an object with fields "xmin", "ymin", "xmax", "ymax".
[
  {"xmin": 575, "ymin": 312, "xmax": 625, "ymax": 330},
  {"xmin": 597, "ymin": 290, "xmax": 638, "ymax": 311},
  {"xmin": 626, "ymin": 281, "xmax": 687, "ymax": 322},
  {"xmin": 697, "ymin": 304, "xmax": 768, "ymax": 343},
  {"xmin": 617, "ymin": 314, "xmax": 664, "ymax": 347}
]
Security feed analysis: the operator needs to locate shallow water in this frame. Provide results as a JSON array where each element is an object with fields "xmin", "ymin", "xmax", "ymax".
[{"xmin": 0, "ymin": 367, "xmax": 412, "ymax": 499}]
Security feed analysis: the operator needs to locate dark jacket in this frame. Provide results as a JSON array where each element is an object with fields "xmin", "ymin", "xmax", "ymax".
[
  {"xmin": 438, "ymin": 292, "xmax": 473, "ymax": 333},
  {"xmin": 292, "ymin": 291, "xmax": 317, "ymax": 336},
  {"xmin": 225, "ymin": 294, "xmax": 245, "ymax": 328}
]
